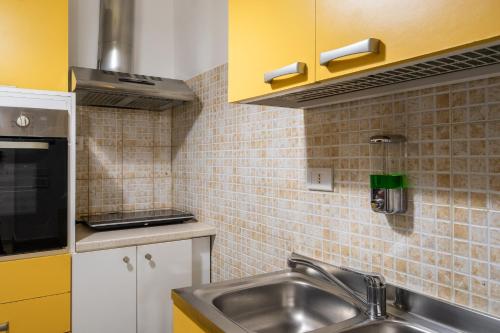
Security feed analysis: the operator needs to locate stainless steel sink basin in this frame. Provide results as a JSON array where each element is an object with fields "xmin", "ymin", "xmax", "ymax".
[
  {"xmin": 212, "ymin": 280, "xmax": 361, "ymax": 333},
  {"xmin": 189, "ymin": 271, "xmax": 365, "ymax": 333},
  {"xmin": 339, "ymin": 321, "xmax": 433, "ymax": 333}
]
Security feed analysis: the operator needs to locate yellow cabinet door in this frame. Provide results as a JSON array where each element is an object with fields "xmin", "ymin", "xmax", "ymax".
[
  {"xmin": 173, "ymin": 305, "xmax": 210, "ymax": 333},
  {"xmin": 0, "ymin": 293, "xmax": 70, "ymax": 333},
  {"xmin": 228, "ymin": 0, "xmax": 316, "ymax": 103},
  {"xmin": 0, "ymin": 254, "xmax": 71, "ymax": 304},
  {"xmin": 316, "ymin": 0, "xmax": 500, "ymax": 82},
  {"xmin": 0, "ymin": 0, "xmax": 68, "ymax": 91}
]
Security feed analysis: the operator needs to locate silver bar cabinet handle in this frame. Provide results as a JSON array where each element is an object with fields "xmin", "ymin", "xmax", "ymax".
[
  {"xmin": 0, "ymin": 322, "xmax": 9, "ymax": 332},
  {"xmin": 264, "ymin": 62, "xmax": 306, "ymax": 84},
  {"xmin": 320, "ymin": 38, "xmax": 380, "ymax": 66}
]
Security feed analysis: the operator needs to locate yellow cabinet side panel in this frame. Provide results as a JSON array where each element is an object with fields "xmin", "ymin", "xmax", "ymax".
[
  {"xmin": 316, "ymin": 0, "xmax": 500, "ymax": 82},
  {"xmin": 0, "ymin": 0, "xmax": 68, "ymax": 91},
  {"xmin": 0, "ymin": 254, "xmax": 71, "ymax": 304},
  {"xmin": 228, "ymin": 0, "xmax": 316, "ymax": 103},
  {"xmin": 173, "ymin": 305, "xmax": 210, "ymax": 333},
  {"xmin": 0, "ymin": 293, "xmax": 70, "ymax": 333}
]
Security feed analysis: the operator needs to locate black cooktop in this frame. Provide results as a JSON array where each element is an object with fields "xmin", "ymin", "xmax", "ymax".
[{"xmin": 80, "ymin": 209, "xmax": 195, "ymax": 231}]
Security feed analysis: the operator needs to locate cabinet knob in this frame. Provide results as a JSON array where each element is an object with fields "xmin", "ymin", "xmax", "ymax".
[
  {"xmin": 16, "ymin": 115, "xmax": 30, "ymax": 128},
  {"xmin": 145, "ymin": 253, "xmax": 152, "ymax": 261},
  {"xmin": 123, "ymin": 256, "xmax": 130, "ymax": 264},
  {"xmin": 0, "ymin": 322, "xmax": 9, "ymax": 332}
]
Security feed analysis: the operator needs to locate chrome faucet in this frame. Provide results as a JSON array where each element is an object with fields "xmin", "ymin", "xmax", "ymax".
[{"xmin": 287, "ymin": 253, "xmax": 387, "ymax": 319}]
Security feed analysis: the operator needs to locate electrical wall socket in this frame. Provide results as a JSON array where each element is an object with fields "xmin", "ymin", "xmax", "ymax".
[{"xmin": 307, "ymin": 168, "xmax": 333, "ymax": 191}]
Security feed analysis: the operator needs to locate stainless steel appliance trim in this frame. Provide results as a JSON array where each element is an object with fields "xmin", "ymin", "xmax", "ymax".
[
  {"xmin": 0, "ymin": 106, "xmax": 68, "ymax": 138},
  {"xmin": 320, "ymin": 38, "xmax": 380, "ymax": 66},
  {"xmin": 264, "ymin": 62, "xmax": 306, "ymax": 83},
  {"xmin": 0, "ymin": 142, "xmax": 49, "ymax": 149}
]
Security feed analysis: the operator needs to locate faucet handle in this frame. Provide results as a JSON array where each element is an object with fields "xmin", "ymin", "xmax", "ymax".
[
  {"xmin": 364, "ymin": 273, "xmax": 386, "ymax": 287},
  {"xmin": 364, "ymin": 273, "xmax": 387, "ymax": 319}
]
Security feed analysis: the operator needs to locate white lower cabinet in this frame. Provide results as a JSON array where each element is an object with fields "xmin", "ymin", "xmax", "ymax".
[
  {"xmin": 137, "ymin": 240, "xmax": 192, "ymax": 333},
  {"xmin": 72, "ymin": 237, "xmax": 211, "ymax": 333},
  {"xmin": 72, "ymin": 246, "xmax": 137, "ymax": 333}
]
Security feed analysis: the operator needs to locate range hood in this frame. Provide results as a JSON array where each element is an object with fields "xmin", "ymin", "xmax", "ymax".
[
  {"xmin": 70, "ymin": 67, "xmax": 195, "ymax": 111},
  {"xmin": 245, "ymin": 41, "xmax": 500, "ymax": 109},
  {"xmin": 70, "ymin": 0, "xmax": 194, "ymax": 111}
]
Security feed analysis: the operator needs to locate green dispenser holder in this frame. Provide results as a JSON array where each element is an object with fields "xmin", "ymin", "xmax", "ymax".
[{"xmin": 369, "ymin": 136, "xmax": 407, "ymax": 214}]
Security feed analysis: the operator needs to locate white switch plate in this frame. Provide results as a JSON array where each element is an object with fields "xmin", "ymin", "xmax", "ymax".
[{"xmin": 307, "ymin": 168, "xmax": 333, "ymax": 191}]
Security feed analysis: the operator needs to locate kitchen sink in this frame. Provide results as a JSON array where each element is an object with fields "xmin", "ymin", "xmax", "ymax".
[
  {"xmin": 212, "ymin": 280, "xmax": 361, "ymax": 333},
  {"xmin": 339, "ymin": 321, "xmax": 433, "ymax": 333},
  {"xmin": 174, "ymin": 254, "xmax": 500, "ymax": 333}
]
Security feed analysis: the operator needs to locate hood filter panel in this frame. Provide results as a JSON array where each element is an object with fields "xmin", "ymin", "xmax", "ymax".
[
  {"xmin": 80, "ymin": 91, "xmax": 127, "ymax": 107},
  {"xmin": 76, "ymin": 90, "xmax": 183, "ymax": 111}
]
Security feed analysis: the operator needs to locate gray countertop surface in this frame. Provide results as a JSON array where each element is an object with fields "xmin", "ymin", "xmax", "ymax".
[{"xmin": 75, "ymin": 221, "xmax": 216, "ymax": 252}]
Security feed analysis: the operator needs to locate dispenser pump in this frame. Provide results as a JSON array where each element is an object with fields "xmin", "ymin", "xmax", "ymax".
[{"xmin": 369, "ymin": 135, "xmax": 407, "ymax": 214}]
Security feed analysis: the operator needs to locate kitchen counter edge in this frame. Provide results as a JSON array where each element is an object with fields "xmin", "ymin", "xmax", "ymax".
[{"xmin": 75, "ymin": 222, "xmax": 216, "ymax": 253}]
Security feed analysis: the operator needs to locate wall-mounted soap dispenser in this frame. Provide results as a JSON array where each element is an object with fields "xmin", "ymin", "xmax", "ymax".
[{"xmin": 369, "ymin": 135, "xmax": 407, "ymax": 214}]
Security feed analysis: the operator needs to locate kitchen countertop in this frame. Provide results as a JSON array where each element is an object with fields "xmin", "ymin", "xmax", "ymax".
[{"xmin": 75, "ymin": 221, "xmax": 216, "ymax": 252}]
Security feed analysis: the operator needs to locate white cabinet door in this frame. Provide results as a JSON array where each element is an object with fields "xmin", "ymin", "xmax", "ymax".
[
  {"xmin": 72, "ymin": 246, "xmax": 137, "ymax": 333},
  {"xmin": 137, "ymin": 239, "xmax": 192, "ymax": 333}
]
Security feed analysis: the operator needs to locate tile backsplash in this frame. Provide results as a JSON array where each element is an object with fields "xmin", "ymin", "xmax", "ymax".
[
  {"xmin": 76, "ymin": 106, "xmax": 173, "ymax": 218},
  {"xmin": 171, "ymin": 64, "xmax": 500, "ymax": 316}
]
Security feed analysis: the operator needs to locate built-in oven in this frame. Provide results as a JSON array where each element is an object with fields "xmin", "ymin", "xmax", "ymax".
[{"xmin": 0, "ymin": 106, "xmax": 68, "ymax": 257}]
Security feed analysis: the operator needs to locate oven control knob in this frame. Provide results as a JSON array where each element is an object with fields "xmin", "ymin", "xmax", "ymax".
[{"xmin": 16, "ymin": 115, "xmax": 30, "ymax": 128}]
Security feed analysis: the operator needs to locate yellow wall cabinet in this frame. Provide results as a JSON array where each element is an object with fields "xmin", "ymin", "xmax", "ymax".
[
  {"xmin": 229, "ymin": 0, "xmax": 500, "ymax": 103},
  {"xmin": 0, "ymin": 0, "xmax": 68, "ymax": 91},
  {"xmin": 228, "ymin": 0, "xmax": 316, "ymax": 103},
  {"xmin": 316, "ymin": 0, "xmax": 500, "ymax": 82},
  {"xmin": 0, "ymin": 293, "xmax": 71, "ymax": 333}
]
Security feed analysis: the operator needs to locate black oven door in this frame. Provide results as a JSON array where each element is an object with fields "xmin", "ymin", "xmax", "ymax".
[{"xmin": 0, "ymin": 137, "xmax": 68, "ymax": 256}]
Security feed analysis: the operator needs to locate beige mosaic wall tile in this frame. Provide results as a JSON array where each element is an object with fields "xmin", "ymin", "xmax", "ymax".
[
  {"xmin": 172, "ymin": 64, "xmax": 500, "ymax": 317},
  {"xmin": 76, "ymin": 106, "xmax": 173, "ymax": 218}
]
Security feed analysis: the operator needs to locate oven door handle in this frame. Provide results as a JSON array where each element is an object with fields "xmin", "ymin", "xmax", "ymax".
[{"xmin": 0, "ymin": 142, "xmax": 49, "ymax": 149}]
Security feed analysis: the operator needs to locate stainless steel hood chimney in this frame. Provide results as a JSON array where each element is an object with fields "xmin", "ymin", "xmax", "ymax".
[
  {"xmin": 97, "ymin": 0, "xmax": 134, "ymax": 73},
  {"xmin": 70, "ymin": 0, "xmax": 194, "ymax": 111}
]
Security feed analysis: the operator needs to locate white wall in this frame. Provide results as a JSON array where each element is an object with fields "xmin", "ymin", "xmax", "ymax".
[
  {"xmin": 69, "ymin": 0, "xmax": 175, "ymax": 78},
  {"xmin": 133, "ymin": 0, "xmax": 174, "ymax": 77},
  {"xmin": 70, "ymin": 0, "xmax": 228, "ymax": 79},
  {"xmin": 173, "ymin": 0, "xmax": 228, "ymax": 80},
  {"xmin": 69, "ymin": 0, "xmax": 100, "ymax": 70}
]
